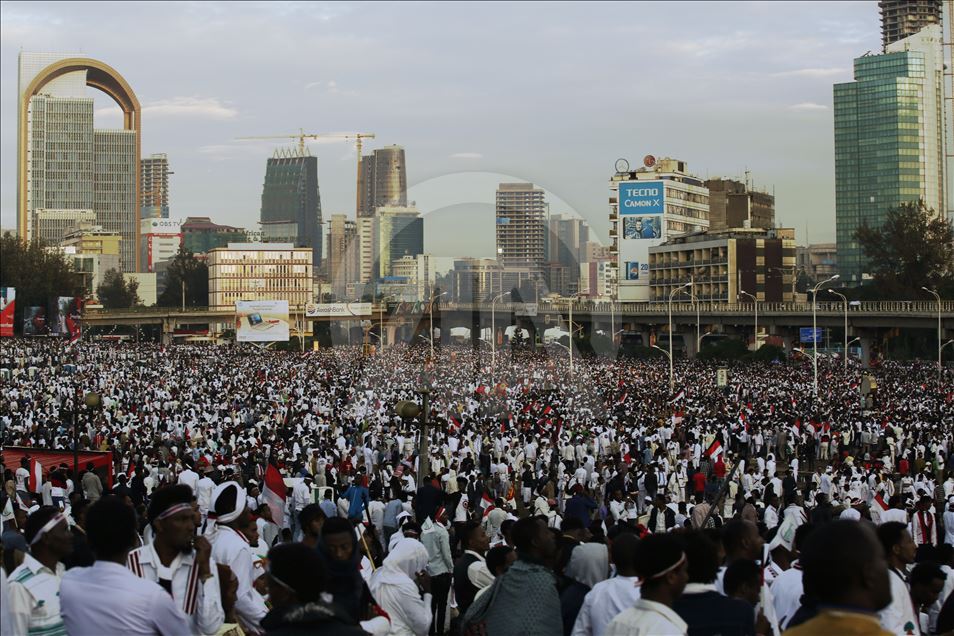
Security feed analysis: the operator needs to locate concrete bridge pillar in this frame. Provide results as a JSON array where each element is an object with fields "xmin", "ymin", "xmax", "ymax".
[
  {"xmin": 161, "ymin": 317, "xmax": 174, "ymax": 346},
  {"xmin": 684, "ymin": 329, "xmax": 699, "ymax": 359},
  {"xmin": 859, "ymin": 335, "xmax": 874, "ymax": 369}
]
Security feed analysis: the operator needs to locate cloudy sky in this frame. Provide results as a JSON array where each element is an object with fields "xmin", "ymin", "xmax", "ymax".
[{"xmin": 1, "ymin": 1, "xmax": 879, "ymax": 257}]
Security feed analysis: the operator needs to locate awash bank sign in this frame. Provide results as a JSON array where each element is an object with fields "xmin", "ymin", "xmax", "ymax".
[{"xmin": 618, "ymin": 180, "xmax": 665, "ymax": 215}]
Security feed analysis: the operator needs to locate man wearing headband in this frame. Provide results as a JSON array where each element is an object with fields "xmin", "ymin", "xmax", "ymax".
[
  {"xmin": 210, "ymin": 481, "xmax": 267, "ymax": 633},
  {"xmin": 7, "ymin": 506, "xmax": 73, "ymax": 636},
  {"xmin": 60, "ymin": 496, "xmax": 193, "ymax": 636},
  {"xmin": 605, "ymin": 534, "xmax": 689, "ymax": 635},
  {"xmin": 127, "ymin": 485, "xmax": 224, "ymax": 635}
]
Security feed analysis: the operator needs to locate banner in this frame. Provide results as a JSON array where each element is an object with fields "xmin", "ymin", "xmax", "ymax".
[
  {"xmin": 59, "ymin": 296, "xmax": 83, "ymax": 341},
  {"xmin": 48, "ymin": 298, "xmax": 62, "ymax": 336},
  {"xmin": 235, "ymin": 300, "xmax": 289, "ymax": 342},
  {"xmin": 305, "ymin": 302, "xmax": 372, "ymax": 318},
  {"xmin": 23, "ymin": 306, "xmax": 48, "ymax": 336},
  {"xmin": 0, "ymin": 288, "xmax": 14, "ymax": 337}
]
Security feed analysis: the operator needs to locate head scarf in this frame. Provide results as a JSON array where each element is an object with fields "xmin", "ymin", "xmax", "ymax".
[
  {"xmin": 211, "ymin": 481, "xmax": 246, "ymax": 524},
  {"xmin": 565, "ymin": 543, "xmax": 610, "ymax": 589},
  {"xmin": 369, "ymin": 537, "xmax": 428, "ymax": 593}
]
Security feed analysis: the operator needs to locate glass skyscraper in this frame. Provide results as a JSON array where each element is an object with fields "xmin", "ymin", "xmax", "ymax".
[
  {"xmin": 834, "ymin": 25, "xmax": 947, "ymax": 284},
  {"xmin": 259, "ymin": 153, "xmax": 323, "ymax": 268}
]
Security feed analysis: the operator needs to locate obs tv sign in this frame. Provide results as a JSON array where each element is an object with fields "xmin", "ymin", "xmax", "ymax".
[{"xmin": 618, "ymin": 180, "xmax": 665, "ymax": 215}]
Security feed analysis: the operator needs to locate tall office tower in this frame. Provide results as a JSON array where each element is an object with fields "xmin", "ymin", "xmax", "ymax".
[
  {"xmin": 834, "ymin": 25, "xmax": 947, "ymax": 283},
  {"xmin": 704, "ymin": 178, "xmax": 775, "ymax": 231},
  {"xmin": 356, "ymin": 206, "xmax": 423, "ymax": 283},
  {"xmin": 141, "ymin": 153, "xmax": 170, "ymax": 219},
  {"xmin": 18, "ymin": 52, "xmax": 141, "ymax": 271},
  {"xmin": 357, "ymin": 145, "xmax": 407, "ymax": 218},
  {"xmin": 546, "ymin": 214, "xmax": 589, "ymax": 295},
  {"xmin": 259, "ymin": 150, "xmax": 323, "ymax": 267},
  {"xmin": 880, "ymin": 0, "xmax": 941, "ymax": 49},
  {"xmin": 327, "ymin": 213, "xmax": 359, "ymax": 297},
  {"xmin": 496, "ymin": 183, "xmax": 547, "ymax": 270}
]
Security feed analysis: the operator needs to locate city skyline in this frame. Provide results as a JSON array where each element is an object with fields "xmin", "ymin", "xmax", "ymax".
[{"xmin": 1, "ymin": 1, "xmax": 880, "ymax": 259}]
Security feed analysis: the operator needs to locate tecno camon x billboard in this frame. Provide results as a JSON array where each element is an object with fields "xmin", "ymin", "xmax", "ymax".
[
  {"xmin": 235, "ymin": 300, "xmax": 290, "ymax": 342},
  {"xmin": 617, "ymin": 180, "xmax": 666, "ymax": 297}
]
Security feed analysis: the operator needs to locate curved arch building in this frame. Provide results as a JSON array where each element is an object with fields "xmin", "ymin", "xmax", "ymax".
[{"xmin": 17, "ymin": 53, "xmax": 141, "ymax": 272}]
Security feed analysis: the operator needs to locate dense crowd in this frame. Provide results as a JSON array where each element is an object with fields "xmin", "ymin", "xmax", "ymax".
[{"xmin": 1, "ymin": 338, "xmax": 952, "ymax": 635}]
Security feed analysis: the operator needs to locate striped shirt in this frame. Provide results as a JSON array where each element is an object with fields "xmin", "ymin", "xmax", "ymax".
[{"xmin": 7, "ymin": 554, "xmax": 67, "ymax": 636}]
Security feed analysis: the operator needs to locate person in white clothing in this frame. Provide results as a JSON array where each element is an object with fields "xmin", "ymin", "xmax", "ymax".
[
  {"xmin": 291, "ymin": 476, "xmax": 312, "ymax": 541},
  {"xmin": 7, "ymin": 507, "xmax": 73, "ymax": 636},
  {"xmin": 60, "ymin": 495, "xmax": 193, "ymax": 636},
  {"xmin": 604, "ymin": 534, "xmax": 688, "ymax": 635},
  {"xmin": 210, "ymin": 482, "xmax": 268, "ymax": 634},
  {"xmin": 572, "ymin": 533, "xmax": 641, "ymax": 636},
  {"xmin": 195, "ymin": 468, "xmax": 216, "ymax": 529},
  {"xmin": 878, "ymin": 521, "xmax": 922, "ymax": 635},
  {"xmin": 909, "ymin": 495, "xmax": 938, "ymax": 549},
  {"xmin": 127, "ymin": 485, "xmax": 224, "ymax": 635},
  {"xmin": 944, "ymin": 497, "xmax": 954, "ymax": 546},
  {"xmin": 178, "ymin": 463, "xmax": 200, "ymax": 494},
  {"xmin": 368, "ymin": 537, "xmax": 433, "ymax": 636}
]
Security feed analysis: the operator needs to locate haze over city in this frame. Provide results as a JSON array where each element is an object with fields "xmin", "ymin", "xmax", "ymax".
[{"xmin": 1, "ymin": 1, "xmax": 880, "ymax": 254}]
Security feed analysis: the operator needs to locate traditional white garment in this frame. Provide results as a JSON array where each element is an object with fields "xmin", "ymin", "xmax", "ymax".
[
  {"xmin": 7, "ymin": 554, "xmax": 67, "ymax": 636},
  {"xmin": 771, "ymin": 562, "xmax": 803, "ymax": 630},
  {"xmin": 604, "ymin": 599, "xmax": 687, "ymax": 636},
  {"xmin": 211, "ymin": 525, "xmax": 267, "ymax": 632},
  {"xmin": 127, "ymin": 541, "xmax": 224, "ymax": 635},
  {"xmin": 571, "ymin": 575, "xmax": 641, "ymax": 636},
  {"xmin": 368, "ymin": 538, "xmax": 432, "ymax": 636},
  {"xmin": 880, "ymin": 568, "xmax": 921, "ymax": 636}
]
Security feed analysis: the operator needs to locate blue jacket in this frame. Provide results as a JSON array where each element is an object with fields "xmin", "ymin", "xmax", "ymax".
[{"xmin": 340, "ymin": 485, "xmax": 369, "ymax": 520}]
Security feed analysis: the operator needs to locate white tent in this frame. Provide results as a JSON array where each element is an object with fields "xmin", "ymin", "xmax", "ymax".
[{"xmin": 543, "ymin": 327, "xmax": 569, "ymax": 344}]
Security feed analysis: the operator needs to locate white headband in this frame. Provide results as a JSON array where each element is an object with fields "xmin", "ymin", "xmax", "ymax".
[
  {"xmin": 213, "ymin": 483, "xmax": 247, "ymax": 524},
  {"xmin": 30, "ymin": 512, "xmax": 67, "ymax": 546},
  {"xmin": 156, "ymin": 503, "xmax": 193, "ymax": 522}
]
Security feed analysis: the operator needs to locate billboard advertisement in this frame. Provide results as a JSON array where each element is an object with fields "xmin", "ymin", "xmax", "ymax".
[
  {"xmin": 305, "ymin": 302, "xmax": 372, "ymax": 318},
  {"xmin": 617, "ymin": 180, "xmax": 666, "ymax": 299},
  {"xmin": 23, "ymin": 306, "xmax": 48, "ymax": 336},
  {"xmin": 59, "ymin": 296, "xmax": 83, "ymax": 341},
  {"xmin": 0, "ymin": 287, "xmax": 14, "ymax": 337},
  {"xmin": 618, "ymin": 180, "xmax": 665, "ymax": 216},
  {"xmin": 799, "ymin": 327, "xmax": 823, "ymax": 344},
  {"xmin": 236, "ymin": 300, "xmax": 289, "ymax": 342}
]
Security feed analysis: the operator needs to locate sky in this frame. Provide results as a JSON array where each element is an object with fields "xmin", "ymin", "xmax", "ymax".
[{"xmin": 0, "ymin": 1, "xmax": 881, "ymax": 258}]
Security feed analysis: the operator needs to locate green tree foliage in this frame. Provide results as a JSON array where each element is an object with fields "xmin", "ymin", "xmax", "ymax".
[
  {"xmin": 156, "ymin": 246, "xmax": 209, "ymax": 308},
  {"xmin": 96, "ymin": 269, "xmax": 140, "ymax": 309},
  {"xmin": 855, "ymin": 200, "xmax": 954, "ymax": 298},
  {"xmin": 0, "ymin": 233, "xmax": 80, "ymax": 330}
]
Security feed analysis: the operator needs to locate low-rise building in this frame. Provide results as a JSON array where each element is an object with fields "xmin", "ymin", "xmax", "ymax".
[
  {"xmin": 648, "ymin": 227, "xmax": 797, "ymax": 302},
  {"xmin": 796, "ymin": 243, "xmax": 838, "ymax": 284},
  {"xmin": 62, "ymin": 223, "xmax": 122, "ymax": 259},
  {"xmin": 207, "ymin": 242, "xmax": 314, "ymax": 310}
]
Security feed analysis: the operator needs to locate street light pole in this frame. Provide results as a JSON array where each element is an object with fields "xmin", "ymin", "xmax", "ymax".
[
  {"xmin": 923, "ymin": 287, "xmax": 942, "ymax": 382},
  {"xmin": 427, "ymin": 291, "xmax": 448, "ymax": 360},
  {"xmin": 738, "ymin": 289, "xmax": 758, "ymax": 351},
  {"xmin": 491, "ymin": 292, "xmax": 510, "ymax": 386},
  {"xmin": 379, "ymin": 294, "xmax": 395, "ymax": 352},
  {"xmin": 828, "ymin": 289, "xmax": 849, "ymax": 372},
  {"xmin": 811, "ymin": 274, "xmax": 840, "ymax": 398},
  {"xmin": 668, "ymin": 282, "xmax": 693, "ymax": 392}
]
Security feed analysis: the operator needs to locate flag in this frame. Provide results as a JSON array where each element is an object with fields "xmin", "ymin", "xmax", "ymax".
[
  {"xmin": 671, "ymin": 410, "xmax": 684, "ymax": 426},
  {"xmin": 669, "ymin": 389, "xmax": 686, "ymax": 404},
  {"xmin": 447, "ymin": 413, "xmax": 460, "ymax": 433},
  {"xmin": 1, "ymin": 496, "xmax": 15, "ymax": 531},
  {"xmin": 705, "ymin": 440, "xmax": 723, "ymax": 460},
  {"xmin": 617, "ymin": 392, "xmax": 628, "ymax": 406},
  {"xmin": 874, "ymin": 493, "xmax": 889, "ymax": 511},
  {"xmin": 262, "ymin": 464, "xmax": 288, "ymax": 529},
  {"xmin": 480, "ymin": 492, "xmax": 494, "ymax": 512},
  {"xmin": 28, "ymin": 457, "xmax": 42, "ymax": 493}
]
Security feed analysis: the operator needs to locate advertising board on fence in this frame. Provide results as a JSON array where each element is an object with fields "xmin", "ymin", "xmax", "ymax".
[
  {"xmin": 236, "ymin": 300, "xmax": 290, "ymax": 342},
  {"xmin": 305, "ymin": 302, "xmax": 372, "ymax": 318},
  {"xmin": 0, "ymin": 288, "xmax": 14, "ymax": 337}
]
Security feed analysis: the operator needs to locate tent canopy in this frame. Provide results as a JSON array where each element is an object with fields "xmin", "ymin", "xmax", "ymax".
[{"xmin": 3, "ymin": 446, "xmax": 114, "ymax": 489}]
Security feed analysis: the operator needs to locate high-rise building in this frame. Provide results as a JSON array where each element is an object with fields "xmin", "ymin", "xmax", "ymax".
[
  {"xmin": 33, "ymin": 209, "xmax": 96, "ymax": 246},
  {"xmin": 796, "ymin": 243, "xmax": 838, "ymax": 284},
  {"xmin": 326, "ymin": 214, "xmax": 359, "ymax": 297},
  {"xmin": 704, "ymin": 178, "xmax": 775, "ymax": 231},
  {"xmin": 834, "ymin": 25, "xmax": 947, "ymax": 283},
  {"xmin": 496, "ymin": 183, "xmax": 547, "ymax": 271},
  {"xmin": 609, "ymin": 157, "xmax": 710, "ymax": 302},
  {"xmin": 139, "ymin": 218, "xmax": 182, "ymax": 273},
  {"xmin": 358, "ymin": 145, "xmax": 407, "ymax": 218},
  {"xmin": 880, "ymin": 0, "xmax": 941, "ymax": 50},
  {"xmin": 141, "ymin": 153, "xmax": 170, "ymax": 219},
  {"xmin": 546, "ymin": 214, "xmax": 589, "ymax": 296},
  {"xmin": 18, "ymin": 53, "xmax": 141, "ymax": 271},
  {"xmin": 259, "ymin": 151, "xmax": 322, "ymax": 267},
  {"xmin": 357, "ymin": 206, "xmax": 424, "ymax": 282},
  {"xmin": 452, "ymin": 258, "xmax": 503, "ymax": 302}
]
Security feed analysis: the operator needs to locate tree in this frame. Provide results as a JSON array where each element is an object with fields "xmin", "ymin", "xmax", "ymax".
[
  {"xmin": 0, "ymin": 232, "xmax": 80, "ymax": 331},
  {"xmin": 96, "ymin": 269, "xmax": 140, "ymax": 309},
  {"xmin": 855, "ymin": 200, "xmax": 954, "ymax": 298},
  {"xmin": 157, "ymin": 246, "xmax": 209, "ymax": 308}
]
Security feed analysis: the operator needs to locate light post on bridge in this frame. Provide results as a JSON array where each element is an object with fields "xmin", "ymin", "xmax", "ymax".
[
  {"xmin": 811, "ymin": 274, "xmax": 840, "ymax": 398},
  {"xmin": 828, "ymin": 288, "xmax": 849, "ymax": 372},
  {"xmin": 427, "ymin": 291, "xmax": 447, "ymax": 361},
  {"xmin": 379, "ymin": 294, "xmax": 395, "ymax": 352},
  {"xmin": 666, "ymin": 282, "xmax": 692, "ymax": 391},
  {"xmin": 490, "ymin": 291, "xmax": 510, "ymax": 385},
  {"xmin": 922, "ymin": 287, "xmax": 943, "ymax": 383},
  {"xmin": 738, "ymin": 289, "xmax": 758, "ymax": 351}
]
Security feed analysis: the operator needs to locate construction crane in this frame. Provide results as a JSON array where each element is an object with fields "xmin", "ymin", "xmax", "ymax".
[{"xmin": 236, "ymin": 130, "xmax": 376, "ymax": 216}]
